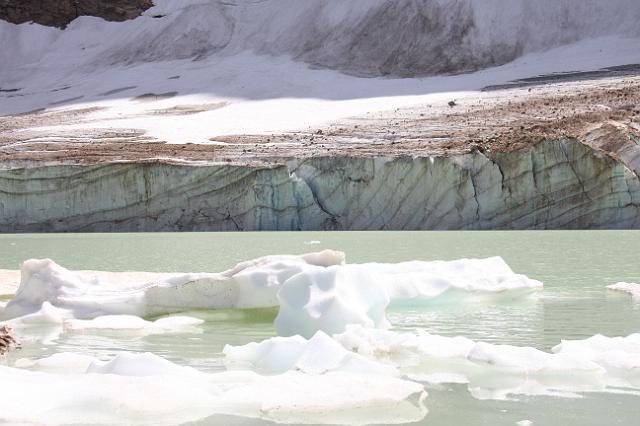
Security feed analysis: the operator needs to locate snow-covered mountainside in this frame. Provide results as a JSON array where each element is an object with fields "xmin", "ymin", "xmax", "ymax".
[
  {"xmin": 2, "ymin": 0, "xmax": 640, "ymax": 77},
  {"xmin": 1, "ymin": 0, "xmax": 640, "ymax": 231}
]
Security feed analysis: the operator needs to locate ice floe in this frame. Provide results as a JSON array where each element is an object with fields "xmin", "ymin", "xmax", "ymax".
[
  {"xmin": 227, "ymin": 325, "xmax": 640, "ymax": 401},
  {"xmin": 65, "ymin": 315, "xmax": 203, "ymax": 334},
  {"xmin": 552, "ymin": 334, "xmax": 640, "ymax": 389},
  {"xmin": 1, "ymin": 250, "xmax": 638, "ymax": 423},
  {"xmin": 14, "ymin": 352, "xmax": 101, "ymax": 373},
  {"xmin": 1, "ymin": 252, "xmax": 541, "ymax": 339},
  {"xmin": 3, "ymin": 301, "xmax": 203, "ymax": 345},
  {"xmin": 607, "ymin": 282, "xmax": 640, "ymax": 301},
  {"xmin": 0, "ymin": 251, "xmax": 345, "ymax": 320},
  {"xmin": 0, "ymin": 352, "xmax": 427, "ymax": 425},
  {"xmin": 223, "ymin": 330, "xmax": 395, "ymax": 376},
  {"xmin": 275, "ymin": 256, "xmax": 541, "ymax": 337}
]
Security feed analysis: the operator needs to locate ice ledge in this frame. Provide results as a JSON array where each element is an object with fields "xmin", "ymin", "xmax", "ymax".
[{"xmin": 0, "ymin": 138, "xmax": 639, "ymax": 231}]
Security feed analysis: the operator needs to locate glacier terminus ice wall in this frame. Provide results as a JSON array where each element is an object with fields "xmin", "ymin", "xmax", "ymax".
[{"xmin": 1, "ymin": 139, "xmax": 639, "ymax": 231}]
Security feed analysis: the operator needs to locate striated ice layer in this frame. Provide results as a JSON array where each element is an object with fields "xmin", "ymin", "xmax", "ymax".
[
  {"xmin": 1, "ymin": 252, "xmax": 541, "ymax": 339},
  {"xmin": 0, "ymin": 352, "xmax": 427, "ymax": 426},
  {"xmin": 607, "ymin": 282, "xmax": 640, "ymax": 301}
]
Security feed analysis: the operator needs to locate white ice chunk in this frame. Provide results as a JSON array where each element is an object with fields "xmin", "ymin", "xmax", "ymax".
[
  {"xmin": 275, "ymin": 265, "xmax": 391, "ymax": 337},
  {"xmin": 14, "ymin": 352, "xmax": 100, "ymax": 374},
  {"xmin": 0, "ymin": 352, "xmax": 427, "ymax": 425},
  {"xmin": 607, "ymin": 282, "xmax": 640, "ymax": 301},
  {"xmin": 377, "ymin": 257, "xmax": 543, "ymax": 302},
  {"xmin": 223, "ymin": 331, "xmax": 395, "ymax": 376},
  {"xmin": 65, "ymin": 315, "xmax": 203, "ymax": 334},
  {"xmin": 335, "ymin": 326, "xmax": 640, "ymax": 399},
  {"xmin": 552, "ymin": 334, "xmax": 640, "ymax": 356},
  {"xmin": 552, "ymin": 334, "xmax": 640, "ymax": 388},
  {"xmin": 6, "ymin": 301, "xmax": 70, "ymax": 325},
  {"xmin": 1, "ymin": 253, "xmax": 541, "ymax": 340},
  {"xmin": 0, "ymin": 251, "xmax": 345, "ymax": 320},
  {"xmin": 221, "ymin": 370, "xmax": 428, "ymax": 425},
  {"xmin": 87, "ymin": 352, "xmax": 199, "ymax": 377},
  {"xmin": 275, "ymin": 257, "xmax": 540, "ymax": 337},
  {"xmin": 335, "ymin": 325, "xmax": 476, "ymax": 359}
]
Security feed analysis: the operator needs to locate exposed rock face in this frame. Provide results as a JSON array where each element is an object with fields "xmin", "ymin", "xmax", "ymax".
[
  {"xmin": 0, "ymin": 0, "xmax": 152, "ymax": 28},
  {"xmin": 1, "ymin": 139, "xmax": 639, "ymax": 232}
]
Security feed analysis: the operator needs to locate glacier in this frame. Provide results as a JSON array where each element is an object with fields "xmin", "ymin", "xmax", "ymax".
[{"xmin": 1, "ymin": 2, "xmax": 640, "ymax": 232}]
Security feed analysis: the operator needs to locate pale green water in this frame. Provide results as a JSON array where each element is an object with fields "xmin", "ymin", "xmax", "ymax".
[{"xmin": 1, "ymin": 231, "xmax": 639, "ymax": 425}]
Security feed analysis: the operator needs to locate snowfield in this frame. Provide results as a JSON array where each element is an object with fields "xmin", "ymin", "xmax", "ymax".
[{"xmin": 1, "ymin": 0, "xmax": 640, "ymax": 144}]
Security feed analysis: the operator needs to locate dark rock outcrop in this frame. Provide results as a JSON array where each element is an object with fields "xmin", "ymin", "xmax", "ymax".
[
  {"xmin": 0, "ymin": 0, "xmax": 152, "ymax": 28},
  {"xmin": 0, "ymin": 325, "xmax": 18, "ymax": 355}
]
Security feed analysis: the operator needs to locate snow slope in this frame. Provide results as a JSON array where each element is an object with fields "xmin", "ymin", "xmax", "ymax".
[
  {"xmin": 3, "ymin": 0, "xmax": 640, "ymax": 78},
  {"xmin": 1, "ymin": 0, "xmax": 640, "ymax": 143}
]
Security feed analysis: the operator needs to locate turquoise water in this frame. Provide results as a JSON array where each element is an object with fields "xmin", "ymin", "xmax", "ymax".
[{"xmin": 1, "ymin": 231, "xmax": 639, "ymax": 425}]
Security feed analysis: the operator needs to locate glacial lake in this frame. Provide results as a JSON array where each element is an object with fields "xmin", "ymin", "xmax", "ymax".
[{"xmin": 1, "ymin": 231, "xmax": 639, "ymax": 426}]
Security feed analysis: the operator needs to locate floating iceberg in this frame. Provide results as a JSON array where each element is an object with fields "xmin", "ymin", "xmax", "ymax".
[
  {"xmin": 275, "ymin": 265, "xmax": 392, "ymax": 337},
  {"xmin": 342, "ymin": 326, "xmax": 640, "ymax": 398},
  {"xmin": 223, "ymin": 330, "xmax": 396, "ymax": 376},
  {"xmin": 228, "ymin": 325, "xmax": 640, "ymax": 401},
  {"xmin": 275, "ymin": 256, "xmax": 541, "ymax": 337},
  {"xmin": 1, "ymin": 252, "xmax": 541, "ymax": 339},
  {"xmin": 0, "ymin": 251, "xmax": 346, "ymax": 320},
  {"xmin": 552, "ymin": 334, "xmax": 640, "ymax": 389},
  {"xmin": 607, "ymin": 282, "xmax": 640, "ymax": 301},
  {"xmin": 2, "ymin": 250, "xmax": 638, "ymax": 422}
]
